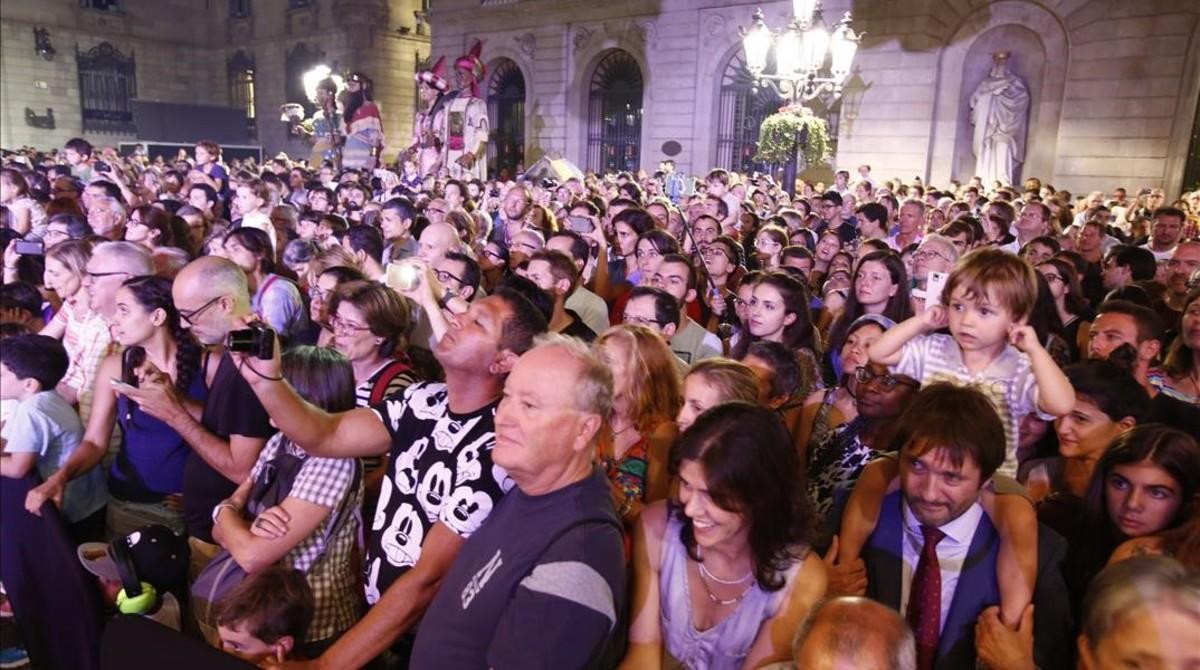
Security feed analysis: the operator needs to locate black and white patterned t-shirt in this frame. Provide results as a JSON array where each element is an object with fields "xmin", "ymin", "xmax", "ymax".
[{"xmin": 364, "ymin": 382, "xmax": 511, "ymax": 605}]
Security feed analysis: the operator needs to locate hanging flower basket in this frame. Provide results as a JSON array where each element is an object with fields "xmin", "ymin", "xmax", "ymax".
[{"xmin": 754, "ymin": 106, "xmax": 831, "ymax": 169}]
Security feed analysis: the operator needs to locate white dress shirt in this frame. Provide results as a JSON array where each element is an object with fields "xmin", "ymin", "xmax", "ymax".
[{"xmin": 899, "ymin": 499, "xmax": 985, "ymax": 635}]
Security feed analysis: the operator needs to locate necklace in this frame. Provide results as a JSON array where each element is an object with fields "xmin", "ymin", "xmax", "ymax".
[{"xmin": 698, "ymin": 561, "xmax": 753, "ymax": 585}]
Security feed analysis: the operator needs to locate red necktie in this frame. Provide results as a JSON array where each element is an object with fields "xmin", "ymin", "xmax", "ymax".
[{"xmin": 907, "ymin": 525, "xmax": 946, "ymax": 670}]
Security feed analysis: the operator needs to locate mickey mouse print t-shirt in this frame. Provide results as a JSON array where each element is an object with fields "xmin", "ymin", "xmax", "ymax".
[{"xmin": 364, "ymin": 382, "xmax": 511, "ymax": 604}]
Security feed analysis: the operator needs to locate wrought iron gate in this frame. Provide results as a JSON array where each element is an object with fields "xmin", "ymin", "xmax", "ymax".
[
  {"xmin": 587, "ymin": 50, "xmax": 643, "ymax": 174},
  {"xmin": 487, "ymin": 59, "xmax": 526, "ymax": 179}
]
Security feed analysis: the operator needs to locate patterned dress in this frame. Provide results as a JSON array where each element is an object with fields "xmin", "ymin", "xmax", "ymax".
[{"xmin": 601, "ymin": 437, "xmax": 648, "ymax": 514}]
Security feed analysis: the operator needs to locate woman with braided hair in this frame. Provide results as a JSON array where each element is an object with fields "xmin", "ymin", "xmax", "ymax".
[{"xmin": 26, "ymin": 275, "xmax": 207, "ymax": 536}]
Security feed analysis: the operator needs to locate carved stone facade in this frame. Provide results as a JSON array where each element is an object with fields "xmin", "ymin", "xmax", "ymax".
[
  {"xmin": 430, "ymin": 0, "xmax": 1200, "ymax": 195},
  {"xmin": 0, "ymin": 0, "xmax": 427, "ymax": 162}
]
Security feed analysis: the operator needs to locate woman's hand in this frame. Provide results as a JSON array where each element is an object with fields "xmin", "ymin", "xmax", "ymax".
[{"xmin": 25, "ymin": 476, "xmax": 66, "ymax": 515}]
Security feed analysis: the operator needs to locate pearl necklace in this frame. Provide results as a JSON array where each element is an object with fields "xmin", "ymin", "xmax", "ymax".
[{"xmin": 696, "ymin": 549, "xmax": 755, "ymax": 606}]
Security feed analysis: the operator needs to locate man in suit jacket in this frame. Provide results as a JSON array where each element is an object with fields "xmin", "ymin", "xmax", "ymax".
[{"xmin": 858, "ymin": 383, "xmax": 1073, "ymax": 670}]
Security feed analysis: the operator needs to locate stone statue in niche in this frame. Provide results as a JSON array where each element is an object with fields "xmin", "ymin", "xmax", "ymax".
[{"xmin": 969, "ymin": 51, "xmax": 1030, "ymax": 188}]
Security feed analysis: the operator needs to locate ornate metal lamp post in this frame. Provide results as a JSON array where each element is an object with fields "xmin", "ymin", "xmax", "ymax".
[{"xmin": 742, "ymin": 0, "xmax": 861, "ymax": 191}]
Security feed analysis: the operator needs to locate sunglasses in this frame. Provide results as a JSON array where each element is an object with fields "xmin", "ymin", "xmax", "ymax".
[{"xmin": 855, "ymin": 367, "xmax": 918, "ymax": 391}]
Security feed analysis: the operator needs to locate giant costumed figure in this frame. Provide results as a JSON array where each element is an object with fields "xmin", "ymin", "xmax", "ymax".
[
  {"xmin": 444, "ymin": 42, "xmax": 490, "ymax": 181},
  {"xmin": 409, "ymin": 56, "xmax": 451, "ymax": 178},
  {"xmin": 341, "ymin": 71, "xmax": 385, "ymax": 170}
]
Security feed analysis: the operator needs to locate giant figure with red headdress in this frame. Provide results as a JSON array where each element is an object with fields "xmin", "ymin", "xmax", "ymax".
[
  {"xmin": 445, "ymin": 42, "xmax": 490, "ymax": 180},
  {"xmin": 410, "ymin": 56, "xmax": 451, "ymax": 178}
]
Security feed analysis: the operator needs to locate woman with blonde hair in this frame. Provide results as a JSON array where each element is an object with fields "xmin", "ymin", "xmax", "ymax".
[
  {"xmin": 37, "ymin": 241, "xmax": 112, "ymax": 412},
  {"xmin": 597, "ymin": 324, "xmax": 682, "ymax": 521}
]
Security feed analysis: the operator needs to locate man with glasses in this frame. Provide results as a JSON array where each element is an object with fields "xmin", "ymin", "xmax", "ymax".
[
  {"xmin": 434, "ymin": 251, "xmax": 481, "ymax": 305},
  {"xmin": 118, "ymin": 256, "xmax": 275, "ymax": 578},
  {"xmin": 818, "ymin": 191, "xmax": 857, "ymax": 246},
  {"xmin": 86, "ymin": 196, "xmax": 127, "ymax": 241},
  {"xmin": 650, "ymin": 254, "xmax": 720, "ymax": 364},
  {"xmin": 1014, "ymin": 202, "xmax": 1051, "ymax": 248},
  {"xmin": 910, "ymin": 233, "xmax": 960, "ymax": 300},
  {"xmin": 84, "ymin": 241, "xmax": 153, "ymax": 320},
  {"xmin": 622, "ymin": 286, "xmax": 687, "ymax": 373}
]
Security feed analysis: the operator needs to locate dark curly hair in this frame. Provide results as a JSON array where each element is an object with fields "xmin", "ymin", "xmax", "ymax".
[
  {"xmin": 669, "ymin": 401, "xmax": 811, "ymax": 591},
  {"xmin": 119, "ymin": 275, "xmax": 202, "ymax": 393}
]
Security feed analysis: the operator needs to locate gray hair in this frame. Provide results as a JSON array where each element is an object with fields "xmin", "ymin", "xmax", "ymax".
[
  {"xmin": 900, "ymin": 198, "xmax": 926, "ymax": 216},
  {"xmin": 93, "ymin": 240, "xmax": 154, "ymax": 277},
  {"xmin": 792, "ymin": 597, "xmax": 916, "ymax": 670},
  {"xmin": 1081, "ymin": 556, "xmax": 1200, "ymax": 652},
  {"xmin": 94, "ymin": 196, "xmax": 126, "ymax": 220},
  {"xmin": 919, "ymin": 233, "xmax": 960, "ymax": 264},
  {"xmin": 529, "ymin": 333, "xmax": 612, "ymax": 423}
]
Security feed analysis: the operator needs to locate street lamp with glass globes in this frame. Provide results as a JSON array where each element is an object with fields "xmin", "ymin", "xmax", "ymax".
[{"xmin": 741, "ymin": 0, "xmax": 861, "ymax": 104}]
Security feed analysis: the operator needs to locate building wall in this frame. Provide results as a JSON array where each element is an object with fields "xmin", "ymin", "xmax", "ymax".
[
  {"xmin": 0, "ymin": 0, "xmax": 427, "ymax": 161},
  {"xmin": 430, "ymin": 0, "xmax": 1200, "ymax": 195}
]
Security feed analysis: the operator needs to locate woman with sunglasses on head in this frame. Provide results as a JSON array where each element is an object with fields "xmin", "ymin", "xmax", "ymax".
[
  {"xmin": 26, "ymin": 276, "xmax": 205, "ymax": 537},
  {"xmin": 218, "ymin": 227, "xmax": 310, "ymax": 344},
  {"xmin": 699, "ymin": 235, "xmax": 743, "ymax": 333}
]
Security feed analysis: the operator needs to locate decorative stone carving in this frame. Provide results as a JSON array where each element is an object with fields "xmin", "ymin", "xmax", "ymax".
[
  {"xmin": 704, "ymin": 14, "xmax": 726, "ymax": 38},
  {"xmin": 639, "ymin": 21, "xmax": 657, "ymax": 46},
  {"xmin": 573, "ymin": 26, "xmax": 593, "ymax": 52},
  {"xmin": 969, "ymin": 51, "xmax": 1030, "ymax": 188},
  {"xmin": 25, "ymin": 108, "xmax": 55, "ymax": 130},
  {"xmin": 515, "ymin": 32, "xmax": 535, "ymax": 57}
]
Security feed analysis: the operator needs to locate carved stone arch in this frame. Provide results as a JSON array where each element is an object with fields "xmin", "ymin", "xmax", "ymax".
[
  {"xmin": 926, "ymin": 1, "xmax": 1069, "ymax": 185},
  {"xmin": 570, "ymin": 31, "xmax": 650, "ymax": 170}
]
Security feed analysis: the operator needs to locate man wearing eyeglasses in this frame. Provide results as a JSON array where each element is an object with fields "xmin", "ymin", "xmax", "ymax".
[
  {"xmin": 818, "ymin": 191, "xmax": 858, "ymax": 247},
  {"xmin": 116, "ymin": 257, "xmax": 276, "ymax": 580},
  {"xmin": 910, "ymin": 234, "xmax": 960, "ymax": 298}
]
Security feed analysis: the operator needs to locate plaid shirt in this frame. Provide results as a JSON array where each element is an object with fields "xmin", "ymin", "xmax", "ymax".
[
  {"xmin": 250, "ymin": 434, "xmax": 363, "ymax": 642},
  {"xmin": 58, "ymin": 303, "xmax": 116, "ymax": 423}
]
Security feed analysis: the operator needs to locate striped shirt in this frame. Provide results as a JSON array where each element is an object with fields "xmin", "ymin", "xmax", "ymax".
[{"xmin": 891, "ymin": 333, "xmax": 1051, "ymax": 477}]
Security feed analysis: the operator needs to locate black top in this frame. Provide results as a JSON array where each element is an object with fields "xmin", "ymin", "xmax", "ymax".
[
  {"xmin": 184, "ymin": 352, "xmax": 275, "ymax": 543},
  {"xmin": 363, "ymin": 382, "xmax": 509, "ymax": 604},
  {"xmin": 561, "ymin": 309, "xmax": 598, "ymax": 343}
]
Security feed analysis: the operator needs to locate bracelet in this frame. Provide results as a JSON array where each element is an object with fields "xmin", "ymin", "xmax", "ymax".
[{"xmin": 211, "ymin": 501, "xmax": 238, "ymax": 524}]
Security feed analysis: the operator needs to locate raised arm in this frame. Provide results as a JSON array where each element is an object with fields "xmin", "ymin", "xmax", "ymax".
[
  {"xmin": 1009, "ymin": 325, "xmax": 1075, "ymax": 416},
  {"xmin": 235, "ymin": 346, "xmax": 392, "ymax": 459},
  {"xmin": 869, "ymin": 308, "xmax": 943, "ymax": 366}
]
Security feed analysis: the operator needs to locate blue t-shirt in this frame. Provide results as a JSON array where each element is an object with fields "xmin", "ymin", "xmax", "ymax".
[
  {"xmin": 1, "ymin": 391, "xmax": 107, "ymax": 523},
  {"xmin": 410, "ymin": 467, "xmax": 626, "ymax": 670}
]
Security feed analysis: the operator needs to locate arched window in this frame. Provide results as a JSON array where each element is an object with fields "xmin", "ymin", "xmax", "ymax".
[
  {"xmin": 715, "ymin": 49, "xmax": 782, "ymax": 175},
  {"xmin": 227, "ymin": 50, "xmax": 256, "ymax": 138},
  {"xmin": 487, "ymin": 59, "xmax": 526, "ymax": 179},
  {"xmin": 587, "ymin": 50, "xmax": 643, "ymax": 174},
  {"xmin": 76, "ymin": 42, "xmax": 137, "ymax": 134}
]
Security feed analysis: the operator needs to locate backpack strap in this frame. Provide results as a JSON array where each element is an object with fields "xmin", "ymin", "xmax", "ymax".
[{"xmin": 368, "ymin": 358, "xmax": 415, "ymax": 405}]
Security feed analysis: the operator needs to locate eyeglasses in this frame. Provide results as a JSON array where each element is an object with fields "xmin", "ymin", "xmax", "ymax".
[
  {"xmin": 179, "ymin": 295, "xmax": 222, "ymax": 325},
  {"xmin": 86, "ymin": 269, "xmax": 131, "ymax": 281},
  {"xmin": 434, "ymin": 269, "xmax": 465, "ymax": 286},
  {"xmin": 854, "ymin": 367, "xmax": 918, "ymax": 391},
  {"xmin": 912, "ymin": 249, "xmax": 950, "ymax": 263},
  {"xmin": 701, "ymin": 247, "xmax": 729, "ymax": 260},
  {"xmin": 622, "ymin": 313, "xmax": 662, "ymax": 328},
  {"xmin": 1041, "ymin": 273, "xmax": 1065, "ymax": 284},
  {"xmin": 331, "ymin": 316, "xmax": 371, "ymax": 335}
]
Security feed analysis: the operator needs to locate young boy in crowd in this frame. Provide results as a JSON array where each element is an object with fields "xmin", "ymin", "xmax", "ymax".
[
  {"xmin": 214, "ymin": 566, "xmax": 315, "ymax": 668},
  {"xmin": 839, "ymin": 248, "xmax": 1075, "ymax": 628},
  {"xmin": 0, "ymin": 334, "xmax": 107, "ymax": 539}
]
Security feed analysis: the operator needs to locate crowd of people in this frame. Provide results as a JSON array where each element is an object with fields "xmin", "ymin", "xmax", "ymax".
[{"xmin": 0, "ymin": 134, "xmax": 1198, "ymax": 670}]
